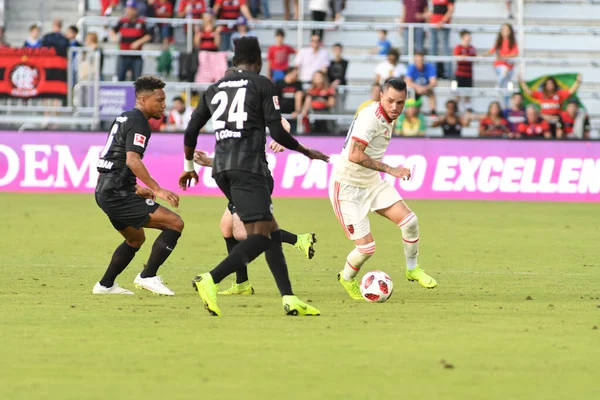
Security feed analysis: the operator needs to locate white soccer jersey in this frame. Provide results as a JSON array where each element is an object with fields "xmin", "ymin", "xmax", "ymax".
[{"xmin": 333, "ymin": 102, "xmax": 395, "ymax": 187}]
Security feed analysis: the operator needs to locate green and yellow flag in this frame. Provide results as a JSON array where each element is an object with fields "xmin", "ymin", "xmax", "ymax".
[{"xmin": 521, "ymin": 73, "xmax": 584, "ymax": 110}]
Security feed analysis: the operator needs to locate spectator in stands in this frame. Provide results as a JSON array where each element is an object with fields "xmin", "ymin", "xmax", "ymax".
[
  {"xmin": 506, "ymin": 0, "xmax": 514, "ymax": 19},
  {"xmin": 370, "ymin": 30, "xmax": 392, "ymax": 56},
  {"xmin": 101, "ymin": 0, "xmax": 120, "ymax": 16},
  {"xmin": 355, "ymin": 83, "xmax": 381, "ymax": 116},
  {"xmin": 295, "ymin": 34, "xmax": 330, "ymax": 86},
  {"xmin": 453, "ymin": 29, "xmax": 476, "ymax": 109},
  {"xmin": 517, "ymin": 105, "xmax": 551, "ymax": 139},
  {"xmin": 518, "ymin": 74, "xmax": 582, "ymax": 137},
  {"xmin": 213, "ymin": 0, "xmax": 254, "ymax": 51},
  {"xmin": 231, "ymin": 17, "xmax": 257, "ymax": 50},
  {"xmin": 41, "ymin": 19, "xmax": 69, "ymax": 55},
  {"xmin": 178, "ymin": 0, "xmax": 207, "ymax": 19},
  {"xmin": 267, "ymin": 29, "xmax": 296, "ymax": 81},
  {"xmin": 165, "ymin": 96, "xmax": 194, "ymax": 131},
  {"xmin": 111, "ymin": 1, "xmax": 152, "ymax": 81},
  {"xmin": 331, "ymin": 0, "xmax": 346, "ymax": 23},
  {"xmin": 194, "ymin": 12, "xmax": 221, "ymax": 52},
  {"xmin": 401, "ymin": 0, "xmax": 427, "ymax": 53},
  {"xmin": 405, "ymin": 51, "xmax": 437, "ymax": 113},
  {"xmin": 426, "ymin": 0, "xmax": 454, "ymax": 80},
  {"xmin": 157, "ymin": 39, "xmax": 173, "ymax": 77},
  {"xmin": 301, "ymin": 71, "xmax": 336, "ymax": 134},
  {"xmin": 504, "ymin": 92, "xmax": 525, "ymax": 136},
  {"xmin": 432, "ymin": 99, "xmax": 473, "ymax": 137},
  {"xmin": 309, "ymin": 0, "xmax": 328, "ymax": 40},
  {"xmin": 374, "ymin": 48, "xmax": 406, "ymax": 86},
  {"xmin": 250, "ymin": 0, "xmax": 271, "ymax": 19},
  {"xmin": 328, "ymin": 43, "xmax": 349, "ymax": 115},
  {"xmin": 484, "ymin": 23, "xmax": 518, "ymax": 107},
  {"xmin": 395, "ymin": 98, "xmax": 426, "ymax": 136},
  {"xmin": 479, "ymin": 101, "xmax": 510, "ymax": 137},
  {"xmin": 24, "ymin": 24, "xmax": 42, "ymax": 49},
  {"xmin": 66, "ymin": 26, "xmax": 82, "ymax": 48},
  {"xmin": 77, "ymin": 32, "xmax": 104, "ymax": 106},
  {"xmin": 276, "ymin": 68, "xmax": 304, "ymax": 133},
  {"xmin": 557, "ymin": 100, "xmax": 590, "ymax": 140},
  {"xmin": 284, "ymin": 0, "xmax": 299, "ymax": 20},
  {"xmin": 150, "ymin": 0, "xmax": 174, "ymax": 44}
]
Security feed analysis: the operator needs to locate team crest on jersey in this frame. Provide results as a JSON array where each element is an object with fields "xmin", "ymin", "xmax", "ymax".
[
  {"xmin": 146, "ymin": 199, "xmax": 155, "ymax": 206},
  {"xmin": 347, "ymin": 224, "xmax": 355, "ymax": 234},
  {"xmin": 273, "ymin": 96, "xmax": 280, "ymax": 110},
  {"xmin": 134, "ymin": 133, "xmax": 147, "ymax": 148}
]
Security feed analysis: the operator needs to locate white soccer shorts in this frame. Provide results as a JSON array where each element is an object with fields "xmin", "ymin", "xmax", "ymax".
[{"xmin": 329, "ymin": 180, "xmax": 402, "ymax": 240}]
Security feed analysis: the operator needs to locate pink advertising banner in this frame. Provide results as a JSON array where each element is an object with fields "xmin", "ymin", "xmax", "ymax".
[{"xmin": 0, "ymin": 131, "xmax": 599, "ymax": 202}]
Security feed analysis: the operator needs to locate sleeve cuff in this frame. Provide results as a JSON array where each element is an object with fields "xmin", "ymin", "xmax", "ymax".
[{"xmin": 351, "ymin": 136, "xmax": 369, "ymax": 146}]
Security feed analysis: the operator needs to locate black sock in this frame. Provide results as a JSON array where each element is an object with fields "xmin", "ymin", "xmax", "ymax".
[
  {"xmin": 141, "ymin": 229, "xmax": 181, "ymax": 278},
  {"xmin": 210, "ymin": 234, "xmax": 271, "ymax": 284},
  {"xmin": 99, "ymin": 241, "xmax": 140, "ymax": 287},
  {"xmin": 264, "ymin": 230, "xmax": 294, "ymax": 296},
  {"xmin": 280, "ymin": 229, "xmax": 298, "ymax": 245},
  {"xmin": 224, "ymin": 236, "xmax": 249, "ymax": 284}
]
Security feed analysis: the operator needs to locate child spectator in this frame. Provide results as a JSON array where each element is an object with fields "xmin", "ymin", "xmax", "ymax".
[
  {"xmin": 479, "ymin": 101, "xmax": 510, "ymax": 137},
  {"xmin": 518, "ymin": 74, "xmax": 582, "ymax": 137},
  {"xmin": 194, "ymin": 12, "xmax": 221, "ymax": 51},
  {"xmin": 453, "ymin": 29, "xmax": 476, "ymax": 109},
  {"xmin": 301, "ymin": 71, "xmax": 336, "ymax": 134},
  {"xmin": 484, "ymin": 23, "xmax": 518, "ymax": 107},
  {"xmin": 267, "ymin": 29, "xmax": 296, "ymax": 81},
  {"xmin": 24, "ymin": 24, "xmax": 42, "ymax": 48},
  {"xmin": 517, "ymin": 105, "xmax": 552, "ymax": 139},
  {"xmin": 395, "ymin": 98, "xmax": 426, "ymax": 136},
  {"xmin": 156, "ymin": 39, "xmax": 173, "ymax": 77},
  {"xmin": 432, "ymin": 99, "xmax": 473, "ymax": 137},
  {"xmin": 504, "ymin": 92, "xmax": 525, "ymax": 136},
  {"xmin": 328, "ymin": 43, "xmax": 349, "ymax": 115},
  {"xmin": 374, "ymin": 48, "xmax": 406, "ymax": 86},
  {"xmin": 150, "ymin": 0, "xmax": 174, "ymax": 44},
  {"xmin": 230, "ymin": 16, "xmax": 257, "ymax": 51},
  {"xmin": 558, "ymin": 100, "xmax": 590, "ymax": 139},
  {"xmin": 275, "ymin": 68, "xmax": 304, "ymax": 133},
  {"xmin": 405, "ymin": 51, "xmax": 437, "ymax": 113},
  {"xmin": 355, "ymin": 83, "xmax": 381, "ymax": 116},
  {"xmin": 213, "ymin": 0, "xmax": 254, "ymax": 51},
  {"xmin": 370, "ymin": 30, "xmax": 391, "ymax": 56},
  {"xmin": 194, "ymin": 13, "xmax": 227, "ymax": 83},
  {"xmin": 166, "ymin": 96, "xmax": 194, "ymax": 131}
]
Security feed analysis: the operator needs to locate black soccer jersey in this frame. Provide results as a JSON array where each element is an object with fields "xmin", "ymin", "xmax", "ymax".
[
  {"xmin": 187, "ymin": 70, "xmax": 282, "ymax": 177},
  {"xmin": 96, "ymin": 108, "xmax": 152, "ymax": 193}
]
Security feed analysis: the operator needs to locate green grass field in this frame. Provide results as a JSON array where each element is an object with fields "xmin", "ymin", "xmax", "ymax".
[{"xmin": 1, "ymin": 193, "xmax": 599, "ymax": 400}]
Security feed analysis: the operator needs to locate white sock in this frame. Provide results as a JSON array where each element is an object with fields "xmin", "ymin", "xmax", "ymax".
[
  {"xmin": 342, "ymin": 242, "xmax": 375, "ymax": 281},
  {"xmin": 399, "ymin": 212, "xmax": 419, "ymax": 271}
]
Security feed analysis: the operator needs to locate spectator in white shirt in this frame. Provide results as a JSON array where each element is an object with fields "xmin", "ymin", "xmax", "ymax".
[
  {"xmin": 165, "ymin": 96, "xmax": 194, "ymax": 131},
  {"xmin": 374, "ymin": 48, "xmax": 407, "ymax": 86},
  {"xmin": 295, "ymin": 34, "xmax": 330, "ymax": 85}
]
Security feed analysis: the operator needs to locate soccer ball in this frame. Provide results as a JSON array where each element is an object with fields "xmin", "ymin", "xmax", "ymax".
[{"xmin": 360, "ymin": 271, "xmax": 394, "ymax": 303}]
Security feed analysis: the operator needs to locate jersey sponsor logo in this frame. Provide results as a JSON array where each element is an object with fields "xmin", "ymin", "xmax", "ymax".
[
  {"xmin": 96, "ymin": 159, "xmax": 114, "ymax": 170},
  {"xmin": 273, "ymin": 96, "xmax": 280, "ymax": 110},
  {"xmin": 218, "ymin": 79, "xmax": 248, "ymax": 88},
  {"xmin": 134, "ymin": 133, "xmax": 147, "ymax": 148},
  {"xmin": 145, "ymin": 199, "xmax": 155, "ymax": 206}
]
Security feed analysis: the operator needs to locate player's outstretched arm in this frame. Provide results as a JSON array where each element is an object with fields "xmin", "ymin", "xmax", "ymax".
[
  {"xmin": 180, "ymin": 95, "xmax": 212, "ymax": 190},
  {"xmin": 268, "ymin": 119, "xmax": 329, "ymax": 162},
  {"xmin": 347, "ymin": 139, "xmax": 411, "ymax": 180},
  {"xmin": 193, "ymin": 150, "xmax": 213, "ymax": 167},
  {"xmin": 127, "ymin": 152, "xmax": 180, "ymax": 208}
]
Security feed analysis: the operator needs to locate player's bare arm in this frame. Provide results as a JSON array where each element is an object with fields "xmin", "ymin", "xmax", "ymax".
[
  {"xmin": 348, "ymin": 139, "xmax": 411, "ymax": 180},
  {"xmin": 127, "ymin": 151, "xmax": 180, "ymax": 207},
  {"xmin": 135, "ymin": 184, "xmax": 156, "ymax": 200}
]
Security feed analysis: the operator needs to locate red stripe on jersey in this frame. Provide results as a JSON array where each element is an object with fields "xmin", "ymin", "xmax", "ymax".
[
  {"xmin": 351, "ymin": 136, "xmax": 369, "ymax": 146},
  {"xmin": 376, "ymin": 102, "xmax": 392, "ymax": 123}
]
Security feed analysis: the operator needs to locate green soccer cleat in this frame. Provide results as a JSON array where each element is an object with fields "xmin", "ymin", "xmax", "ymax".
[
  {"xmin": 337, "ymin": 272, "xmax": 363, "ymax": 300},
  {"xmin": 217, "ymin": 281, "xmax": 255, "ymax": 295},
  {"xmin": 282, "ymin": 295, "xmax": 321, "ymax": 316},
  {"xmin": 406, "ymin": 266, "xmax": 437, "ymax": 289},
  {"xmin": 193, "ymin": 273, "xmax": 222, "ymax": 316},
  {"xmin": 295, "ymin": 233, "xmax": 317, "ymax": 259}
]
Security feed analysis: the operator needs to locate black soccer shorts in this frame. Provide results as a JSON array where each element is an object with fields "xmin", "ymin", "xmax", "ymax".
[
  {"xmin": 216, "ymin": 170, "xmax": 274, "ymax": 223},
  {"xmin": 95, "ymin": 192, "xmax": 160, "ymax": 231},
  {"xmin": 225, "ymin": 173, "xmax": 274, "ymax": 218}
]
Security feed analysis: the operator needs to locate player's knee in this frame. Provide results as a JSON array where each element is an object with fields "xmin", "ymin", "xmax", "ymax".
[
  {"xmin": 171, "ymin": 216, "xmax": 185, "ymax": 233},
  {"xmin": 127, "ymin": 235, "xmax": 146, "ymax": 249},
  {"xmin": 233, "ymin": 231, "xmax": 247, "ymax": 241},
  {"xmin": 356, "ymin": 241, "xmax": 376, "ymax": 257},
  {"xmin": 399, "ymin": 212, "xmax": 419, "ymax": 235}
]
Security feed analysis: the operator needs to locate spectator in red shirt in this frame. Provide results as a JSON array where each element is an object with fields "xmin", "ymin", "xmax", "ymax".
[
  {"xmin": 213, "ymin": 0, "xmax": 254, "ymax": 51},
  {"xmin": 193, "ymin": 12, "xmax": 221, "ymax": 51},
  {"xmin": 111, "ymin": 1, "xmax": 152, "ymax": 81},
  {"xmin": 519, "ymin": 74, "xmax": 582, "ymax": 137},
  {"xmin": 453, "ymin": 29, "xmax": 476, "ymax": 109},
  {"xmin": 267, "ymin": 29, "xmax": 296, "ymax": 82},
  {"xmin": 178, "ymin": 0, "xmax": 207, "ymax": 19},
  {"xmin": 557, "ymin": 100, "xmax": 590, "ymax": 139},
  {"xmin": 425, "ymin": 0, "xmax": 454, "ymax": 80},
  {"xmin": 484, "ymin": 23, "xmax": 518, "ymax": 107},
  {"xmin": 479, "ymin": 101, "xmax": 510, "ymax": 137},
  {"xmin": 301, "ymin": 71, "xmax": 336, "ymax": 134},
  {"xmin": 149, "ymin": 0, "xmax": 174, "ymax": 43},
  {"xmin": 517, "ymin": 105, "xmax": 551, "ymax": 139}
]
